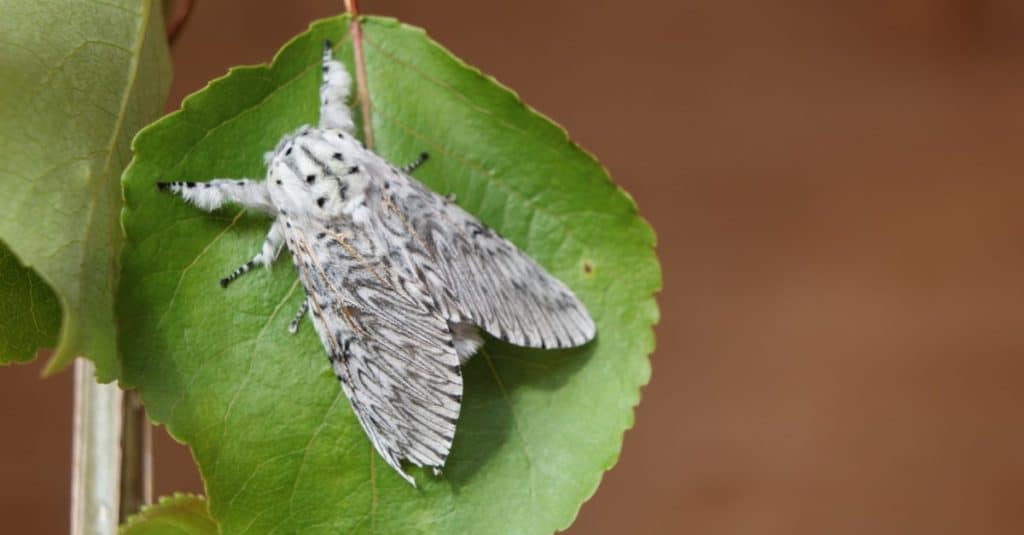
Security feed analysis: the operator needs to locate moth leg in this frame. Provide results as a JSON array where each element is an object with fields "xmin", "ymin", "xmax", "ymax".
[
  {"xmin": 400, "ymin": 152, "xmax": 429, "ymax": 174},
  {"xmin": 319, "ymin": 39, "xmax": 356, "ymax": 134},
  {"xmin": 156, "ymin": 179, "xmax": 275, "ymax": 215},
  {"xmin": 220, "ymin": 219, "xmax": 284, "ymax": 288},
  {"xmin": 288, "ymin": 299, "xmax": 309, "ymax": 334}
]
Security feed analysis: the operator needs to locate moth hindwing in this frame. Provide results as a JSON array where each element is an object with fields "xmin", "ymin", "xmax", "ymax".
[{"xmin": 157, "ymin": 40, "xmax": 596, "ymax": 486}]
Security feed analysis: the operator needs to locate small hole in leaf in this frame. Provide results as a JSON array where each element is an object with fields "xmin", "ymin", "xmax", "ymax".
[{"xmin": 583, "ymin": 260, "xmax": 594, "ymax": 275}]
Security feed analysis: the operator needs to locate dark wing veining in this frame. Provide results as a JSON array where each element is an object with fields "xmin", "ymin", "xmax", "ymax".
[
  {"xmin": 289, "ymin": 218, "xmax": 462, "ymax": 486},
  {"xmin": 375, "ymin": 162, "xmax": 596, "ymax": 350}
]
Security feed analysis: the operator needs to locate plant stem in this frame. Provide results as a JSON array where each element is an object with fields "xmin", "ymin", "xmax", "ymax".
[
  {"xmin": 71, "ymin": 358, "xmax": 123, "ymax": 535},
  {"xmin": 119, "ymin": 390, "xmax": 153, "ymax": 521},
  {"xmin": 344, "ymin": 0, "xmax": 375, "ymax": 149}
]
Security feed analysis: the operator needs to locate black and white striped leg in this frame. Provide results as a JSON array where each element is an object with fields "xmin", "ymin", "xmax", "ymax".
[
  {"xmin": 319, "ymin": 39, "xmax": 355, "ymax": 133},
  {"xmin": 156, "ymin": 178, "xmax": 275, "ymax": 215},
  {"xmin": 400, "ymin": 152, "xmax": 430, "ymax": 174},
  {"xmin": 220, "ymin": 220, "xmax": 285, "ymax": 288},
  {"xmin": 219, "ymin": 260, "xmax": 255, "ymax": 288},
  {"xmin": 288, "ymin": 299, "xmax": 309, "ymax": 334}
]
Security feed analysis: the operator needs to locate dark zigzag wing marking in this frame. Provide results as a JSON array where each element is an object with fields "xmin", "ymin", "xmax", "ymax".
[
  {"xmin": 288, "ymin": 219, "xmax": 462, "ymax": 486},
  {"xmin": 303, "ymin": 132, "xmax": 465, "ymax": 324},
  {"xmin": 363, "ymin": 157, "xmax": 596, "ymax": 350}
]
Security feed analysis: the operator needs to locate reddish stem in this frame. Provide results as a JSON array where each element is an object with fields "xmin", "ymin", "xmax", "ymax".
[{"xmin": 344, "ymin": 0, "xmax": 375, "ymax": 149}]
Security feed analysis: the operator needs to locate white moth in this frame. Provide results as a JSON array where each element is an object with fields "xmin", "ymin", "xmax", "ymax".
[{"xmin": 158, "ymin": 40, "xmax": 596, "ymax": 486}]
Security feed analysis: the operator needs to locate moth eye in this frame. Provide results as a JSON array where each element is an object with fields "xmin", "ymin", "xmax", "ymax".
[
  {"xmin": 306, "ymin": 174, "xmax": 316, "ymax": 183},
  {"xmin": 285, "ymin": 146, "xmax": 292, "ymax": 155},
  {"xmin": 332, "ymin": 153, "xmax": 343, "ymax": 160},
  {"xmin": 316, "ymin": 197, "xmax": 326, "ymax": 207},
  {"xmin": 275, "ymin": 180, "xmax": 282, "ymax": 185}
]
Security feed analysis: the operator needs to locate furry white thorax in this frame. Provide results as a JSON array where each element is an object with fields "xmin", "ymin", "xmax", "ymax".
[{"xmin": 263, "ymin": 126, "xmax": 371, "ymax": 223}]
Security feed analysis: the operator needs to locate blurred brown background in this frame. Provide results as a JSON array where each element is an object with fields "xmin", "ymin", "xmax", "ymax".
[{"xmin": 3, "ymin": 0, "xmax": 1024, "ymax": 533}]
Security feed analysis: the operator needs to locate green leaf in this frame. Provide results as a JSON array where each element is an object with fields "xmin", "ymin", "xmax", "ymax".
[
  {"xmin": 119, "ymin": 494, "xmax": 217, "ymax": 535},
  {"xmin": 0, "ymin": 243, "xmax": 61, "ymax": 364},
  {"xmin": 120, "ymin": 15, "xmax": 659, "ymax": 534},
  {"xmin": 0, "ymin": 0, "xmax": 171, "ymax": 377}
]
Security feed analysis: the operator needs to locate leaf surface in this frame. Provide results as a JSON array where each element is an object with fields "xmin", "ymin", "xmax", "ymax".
[
  {"xmin": 0, "ymin": 0, "xmax": 171, "ymax": 375},
  {"xmin": 120, "ymin": 494, "xmax": 216, "ymax": 535},
  {"xmin": 120, "ymin": 15, "xmax": 659, "ymax": 534},
  {"xmin": 0, "ymin": 245, "xmax": 60, "ymax": 364}
]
